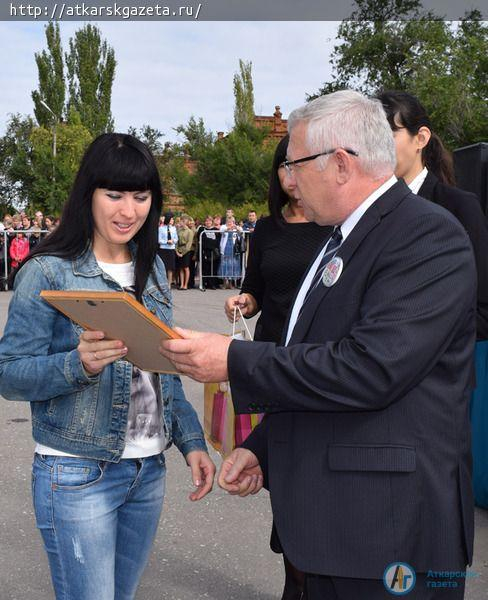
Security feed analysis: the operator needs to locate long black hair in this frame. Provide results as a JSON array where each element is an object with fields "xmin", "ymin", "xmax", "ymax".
[
  {"xmin": 376, "ymin": 90, "xmax": 455, "ymax": 186},
  {"xmin": 13, "ymin": 133, "xmax": 163, "ymax": 301},
  {"xmin": 268, "ymin": 134, "xmax": 291, "ymax": 224},
  {"xmin": 163, "ymin": 212, "xmax": 173, "ymax": 226}
]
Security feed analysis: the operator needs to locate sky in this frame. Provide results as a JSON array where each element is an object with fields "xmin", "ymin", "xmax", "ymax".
[{"xmin": 0, "ymin": 21, "xmax": 339, "ymax": 143}]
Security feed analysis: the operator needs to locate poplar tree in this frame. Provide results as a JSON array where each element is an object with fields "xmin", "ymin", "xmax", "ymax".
[
  {"xmin": 66, "ymin": 24, "xmax": 116, "ymax": 136},
  {"xmin": 31, "ymin": 23, "xmax": 65, "ymax": 127},
  {"xmin": 233, "ymin": 59, "xmax": 255, "ymax": 127}
]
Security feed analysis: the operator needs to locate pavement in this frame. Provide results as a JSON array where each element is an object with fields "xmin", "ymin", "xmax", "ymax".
[{"xmin": 0, "ymin": 288, "xmax": 487, "ymax": 600}]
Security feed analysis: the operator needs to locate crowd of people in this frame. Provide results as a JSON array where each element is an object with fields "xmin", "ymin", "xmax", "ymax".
[
  {"xmin": 157, "ymin": 208, "xmax": 257, "ymax": 290},
  {"xmin": 0, "ymin": 210, "xmax": 59, "ymax": 284},
  {"xmin": 1, "ymin": 206, "xmax": 257, "ymax": 291}
]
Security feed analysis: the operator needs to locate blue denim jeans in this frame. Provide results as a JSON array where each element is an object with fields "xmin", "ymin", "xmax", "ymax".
[{"xmin": 32, "ymin": 453, "xmax": 166, "ymax": 600}]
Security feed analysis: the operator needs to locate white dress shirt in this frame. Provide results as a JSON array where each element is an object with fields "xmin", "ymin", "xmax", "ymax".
[
  {"xmin": 285, "ymin": 175, "xmax": 398, "ymax": 345},
  {"xmin": 408, "ymin": 167, "xmax": 428, "ymax": 194}
]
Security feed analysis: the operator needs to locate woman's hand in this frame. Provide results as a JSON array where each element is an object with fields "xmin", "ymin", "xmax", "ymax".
[
  {"xmin": 186, "ymin": 450, "xmax": 216, "ymax": 501},
  {"xmin": 77, "ymin": 330, "xmax": 128, "ymax": 375},
  {"xmin": 224, "ymin": 293, "xmax": 258, "ymax": 322}
]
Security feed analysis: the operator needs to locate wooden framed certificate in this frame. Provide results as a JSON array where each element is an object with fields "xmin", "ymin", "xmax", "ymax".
[{"xmin": 40, "ymin": 290, "xmax": 181, "ymax": 373}]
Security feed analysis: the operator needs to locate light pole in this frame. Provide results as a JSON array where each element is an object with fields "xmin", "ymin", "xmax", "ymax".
[{"xmin": 40, "ymin": 100, "xmax": 57, "ymax": 185}]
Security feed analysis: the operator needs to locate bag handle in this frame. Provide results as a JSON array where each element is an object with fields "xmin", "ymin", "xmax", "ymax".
[{"xmin": 232, "ymin": 304, "xmax": 253, "ymax": 340}]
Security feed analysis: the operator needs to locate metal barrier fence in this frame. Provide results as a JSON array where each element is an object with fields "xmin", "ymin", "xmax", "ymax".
[
  {"xmin": 197, "ymin": 229, "xmax": 252, "ymax": 291},
  {"xmin": 1, "ymin": 229, "xmax": 50, "ymax": 290},
  {"xmin": 0, "ymin": 228, "xmax": 253, "ymax": 292}
]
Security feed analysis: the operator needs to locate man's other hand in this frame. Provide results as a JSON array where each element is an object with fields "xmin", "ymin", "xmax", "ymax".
[{"xmin": 218, "ymin": 448, "xmax": 263, "ymax": 497}]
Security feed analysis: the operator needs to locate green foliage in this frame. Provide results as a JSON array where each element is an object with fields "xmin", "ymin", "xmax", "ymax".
[
  {"xmin": 233, "ymin": 59, "xmax": 255, "ymax": 126},
  {"xmin": 308, "ymin": 0, "xmax": 488, "ymax": 148},
  {"xmin": 127, "ymin": 125, "xmax": 165, "ymax": 155},
  {"xmin": 30, "ymin": 122, "xmax": 92, "ymax": 214},
  {"xmin": 1, "ymin": 23, "xmax": 115, "ymax": 215},
  {"xmin": 32, "ymin": 23, "xmax": 65, "ymax": 127},
  {"xmin": 31, "ymin": 23, "xmax": 116, "ymax": 139},
  {"xmin": 0, "ymin": 114, "xmax": 36, "ymax": 209},
  {"xmin": 168, "ymin": 121, "xmax": 275, "ymax": 206},
  {"xmin": 66, "ymin": 24, "xmax": 116, "ymax": 136},
  {"xmin": 0, "ymin": 114, "xmax": 92, "ymax": 214},
  {"xmin": 173, "ymin": 116, "xmax": 215, "ymax": 158}
]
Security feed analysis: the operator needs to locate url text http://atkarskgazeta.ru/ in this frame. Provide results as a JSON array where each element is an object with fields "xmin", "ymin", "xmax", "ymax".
[{"xmin": 9, "ymin": 2, "xmax": 204, "ymax": 20}]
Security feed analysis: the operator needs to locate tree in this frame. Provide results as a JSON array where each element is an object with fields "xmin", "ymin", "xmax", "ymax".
[
  {"xmin": 0, "ymin": 114, "xmax": 36, "ymax": 210},
  {"xmin": 0, "ymin": 113, "xmax": 92, "ymax": 214},
  {"xmin": 127, "ymin": 125, "xmax": 165, "ymax": 155},
  {"xmin": 233, "ymin": 59, "xmax": 255, "ymax": 127},
  {"xmin": 30, "ymin": 117, "xmax": 92, "ymax": 214},
  {"xmin": 171, "ymin": 120, "xmax": 275, "ymax": 206},
  {"xmin": 173, "ymin": 116, "xmax": 215, "ymax": 159},
  {"xmin": 66, "ymin": 24, "xmax": 116, "ymax": 136},
  {"xmin": 31, "ymin": 23, "xmax": 65, "ymax": 127},
  {"xmin": 308, "ymin": 0, "xmax": 488, "ymax": 148}
]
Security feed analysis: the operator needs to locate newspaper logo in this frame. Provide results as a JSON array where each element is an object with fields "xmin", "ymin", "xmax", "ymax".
[{"xmin": 383, "ymin": 562, "xmax": 416, "ymax": 595}]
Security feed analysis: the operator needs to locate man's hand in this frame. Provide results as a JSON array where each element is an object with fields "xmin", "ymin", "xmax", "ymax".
[
  {"xmin": 218, "ymin": 448, "xmax": 263, "ymax": 497},
  {"xmin": 159, "ymin": 328, "xmax": 231, "ymax": 383},
  {"xmin": 224, "ymin": 293, "xmax": 258, "ymax": 323},
  {"xmin": 186, "ymin": 450, "xmax": 216, "ymax": 501}
]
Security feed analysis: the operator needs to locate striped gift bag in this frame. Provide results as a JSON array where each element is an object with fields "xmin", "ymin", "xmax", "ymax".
[
  {"xmin": 203, "ymin": 308, "xmax": 263, "ymax": 456},
  {"xmin": 204, "ymin": 381, "xmax": 264, "ymax": 457}
]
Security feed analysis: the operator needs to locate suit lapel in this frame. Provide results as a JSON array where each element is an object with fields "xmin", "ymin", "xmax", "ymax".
[
  {"xmin": 417, "ymin": 171, "xmax": 438, "ymax": 202},
  {"xmin": 287, "ymin": 180, "xmax": 412, "ymax": 345},
  {"xmin": 279, "ymin": 232, "xmax": 333, "ymax": 346}
]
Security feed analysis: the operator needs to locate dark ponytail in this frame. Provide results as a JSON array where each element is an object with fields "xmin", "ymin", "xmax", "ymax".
[
  {"xmin": 376, "ymin": 90, "xmax": 455, "ymax": 185},
  {"xmin": 423, "ymin": 132, "xmax": 455, "ymax": 186}
]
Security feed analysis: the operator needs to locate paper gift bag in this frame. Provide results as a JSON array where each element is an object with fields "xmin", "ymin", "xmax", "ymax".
[
  {"xmin": 204, "ymin": 306, "xmax": 263, "ymax": 456},
  {"xmin": 235, "ymin": 413, "xmax": 264, "ymax": 447},
  {"xmin": 204, "ymin": 381, "xmax": 264, "ymax": 456}
]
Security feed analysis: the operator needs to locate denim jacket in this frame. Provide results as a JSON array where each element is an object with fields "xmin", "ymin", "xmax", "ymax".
[{"xmin": 0, "ymin": 244, "xmax": 207, "ymax": 462}]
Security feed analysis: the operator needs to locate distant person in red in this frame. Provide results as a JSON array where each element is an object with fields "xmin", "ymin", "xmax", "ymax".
[{"xmin": 9, "ymin": 232, "xmax": 30, "ymax": 268}]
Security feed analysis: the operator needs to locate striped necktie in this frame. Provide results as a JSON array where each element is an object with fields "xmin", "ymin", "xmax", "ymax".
[{"xmin": 300, "ymin": 226, "xmax": 343, "ymax": 313}]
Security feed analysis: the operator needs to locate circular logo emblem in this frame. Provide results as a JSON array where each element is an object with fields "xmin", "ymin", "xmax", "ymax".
[
  {"xmin": 383, "ymin": 562, "xmax": 416, "ymax": 595},
  {"xmin": 321, "ymin": 257, "xmax": 343, "ymax": 287}
]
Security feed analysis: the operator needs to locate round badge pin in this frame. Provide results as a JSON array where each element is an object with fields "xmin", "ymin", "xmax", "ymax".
[{"xmin": 322, "ymin": 256, "xmax": 343, "ymax": 287}]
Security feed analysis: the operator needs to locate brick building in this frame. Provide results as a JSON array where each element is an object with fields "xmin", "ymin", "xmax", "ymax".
[{"xmin": 253, "ymin": 105, "xmax": 288, "ymax": 141}]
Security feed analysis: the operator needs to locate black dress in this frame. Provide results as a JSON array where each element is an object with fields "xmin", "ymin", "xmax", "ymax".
[
  {"xmin": 418, "ymin": 171, "xmax": 488, "ymax": 340},
  {"xmin": 241, "ymin": 216, "xmax": 332, "ymax": 343}
]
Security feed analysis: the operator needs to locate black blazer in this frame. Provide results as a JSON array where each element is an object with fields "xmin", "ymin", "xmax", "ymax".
[
  {"xmin": 419, "ymin": 171, "xmax": 488, "ymax": 340},
  {"xmin": 228, "ymin": 180, "xmax": 476, "ymax": 578}
]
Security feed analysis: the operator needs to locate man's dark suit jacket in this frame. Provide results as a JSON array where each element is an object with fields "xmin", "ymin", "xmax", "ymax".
[
  {"xmin": 228, "ymin": 180, "xmax": 476, "ymax": 580},
  {"xmin": 418, "ymin": 171, "xmax": 488, "ymax": 340}
]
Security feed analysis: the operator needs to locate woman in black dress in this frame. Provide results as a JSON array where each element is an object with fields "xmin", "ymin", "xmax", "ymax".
[{"xmin": 224, "ymin": 135, "xmax": 332, "ymax": 600}]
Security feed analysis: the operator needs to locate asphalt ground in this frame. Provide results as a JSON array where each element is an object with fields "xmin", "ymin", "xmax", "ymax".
[{"xmin": 0, "ymin": 287, "xmax": 487, "ymax": 600}]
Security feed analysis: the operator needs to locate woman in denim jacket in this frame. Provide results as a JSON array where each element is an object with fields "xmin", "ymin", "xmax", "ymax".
[{"xmin": 0, "ymin": 133, "xmax": 215, "ymax": 600}]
